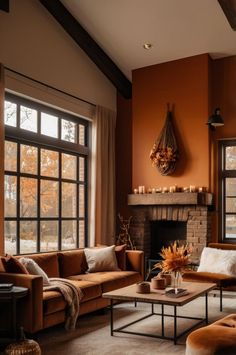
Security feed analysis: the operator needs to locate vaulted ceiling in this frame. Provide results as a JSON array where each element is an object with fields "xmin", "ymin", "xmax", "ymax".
[
  {"xmin": 38, "ymin": 0, "xmax": 236, "ymax": 99},
  {"xmin": 60, "ymin": 0, "xmax": 236, "ymax": 81}
]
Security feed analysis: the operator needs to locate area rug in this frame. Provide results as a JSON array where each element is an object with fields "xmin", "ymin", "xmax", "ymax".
[{"xmin": 38, "ymin": 290, "xmax": 236, "ymax": 355}]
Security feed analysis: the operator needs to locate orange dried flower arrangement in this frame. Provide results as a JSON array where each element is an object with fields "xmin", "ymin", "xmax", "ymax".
[{"xmin": 154, "ymin": 241, "xmax": 192, "ymax": 273}]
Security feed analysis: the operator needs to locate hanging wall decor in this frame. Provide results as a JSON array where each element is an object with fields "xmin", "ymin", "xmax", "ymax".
[{"xmin": 150, "ymin": 105, "xmax": 178, "ymax": 176}]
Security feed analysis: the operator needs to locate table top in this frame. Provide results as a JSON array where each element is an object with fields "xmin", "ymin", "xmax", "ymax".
[
  {"xmin": 103, "ymin": 282, "xmax": 216, "ymax": 306},
  {"xmin": 0, "ymin": 286, "xmax": 28, "ymax": 300}
]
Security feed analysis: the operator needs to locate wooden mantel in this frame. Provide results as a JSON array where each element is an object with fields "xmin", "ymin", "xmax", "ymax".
[{"xmin": 128, "ymin": 192, "xmax": 213, "ymax": 206}]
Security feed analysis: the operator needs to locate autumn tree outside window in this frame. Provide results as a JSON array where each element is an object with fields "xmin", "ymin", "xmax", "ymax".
[{"xmin": 4, "ymin": 93, "xmax": 89, "ymax": 255}]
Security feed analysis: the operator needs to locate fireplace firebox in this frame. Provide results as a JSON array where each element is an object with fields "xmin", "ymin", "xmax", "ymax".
[{"xmin": 150, "ymin": 220, "xmax": 187, "ymax": 259}]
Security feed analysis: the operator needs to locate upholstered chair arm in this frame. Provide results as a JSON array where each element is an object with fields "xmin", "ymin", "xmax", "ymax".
[
  {"xmin": 0, "ymin": 273, "xmax": 43, "ymax": 333},
  {"xmin": 125, "ymin": 250, "xmax": 144, "ymax": 279}
]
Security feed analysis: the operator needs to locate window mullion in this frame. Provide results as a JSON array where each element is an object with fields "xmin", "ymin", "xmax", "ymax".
[
  {"xmin": 37, "ymin": 147, "xmax": 41, "ymax": 252},
  {"xmin": 58, "ymin": 152, "xmax": 62, "ymax": 250}
]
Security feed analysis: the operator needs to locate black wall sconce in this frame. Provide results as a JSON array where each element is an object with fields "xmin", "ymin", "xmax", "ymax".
[{"xmin": 207, "ymin": 108, "xmax": 224, "ymax": 130}]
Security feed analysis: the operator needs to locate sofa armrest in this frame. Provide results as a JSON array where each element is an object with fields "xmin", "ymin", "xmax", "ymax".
[
  {"xmin": 0, "ymin": 273, "xmax": 43, "ymax": 333},
  {"xmin": 125, "ymin": 250, "xmax": 144, "ymax": 279}
]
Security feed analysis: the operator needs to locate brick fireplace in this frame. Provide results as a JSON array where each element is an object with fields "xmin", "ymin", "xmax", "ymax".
[{"xmin": 128, "ymin": 192, "xmax": 213, "ymax": 261}]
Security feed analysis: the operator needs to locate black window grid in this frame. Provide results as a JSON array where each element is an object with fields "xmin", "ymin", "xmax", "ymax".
[{"xmin": 4, "ymin": 93, "xmax": 89, "ymax": 255}]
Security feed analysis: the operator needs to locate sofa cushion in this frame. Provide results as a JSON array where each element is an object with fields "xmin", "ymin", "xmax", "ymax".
[
  {"xmin": 19, "ymin": 257, "xmax": 50, "ymax": 286},
  {"xmin": 43, "ymin": 290, "xmax": 67, "ymax": 315},
  {"xmin": 25, "ymin": 253, "xmax": 60, "ymax": 278},
  {"xmin": 75, "ymin": 271, "xmax": 142, "ymax": 293},
  {"xmin": 57, "ymin": 249, "xmax": 88, "ymax": 278},
  {"xmin": 2, "ymin": 255, "xmax": 29, "ymax": 274},
  {"xmin": 65, "ymin": 279, "xmax": 102, "ymax": 303},
  {"xmin": 43, "ymin": 278, "xmax": 102, "ymax": 315},
  {"xmin": 198, "ymin": 247, "xmax": 236, "ymax": 276},
  {"xmin": 84, "ymin": 245, "xmax": 120, "ymax": 273}
]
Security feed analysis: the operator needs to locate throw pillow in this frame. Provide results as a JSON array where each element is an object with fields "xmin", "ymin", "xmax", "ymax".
[
  {"xmin": 19, "ymin": 257, "xmax": 50, "ymax": 286},
  {"xmin": 84, "ymin": 245, "xmax": 120, "ymax": 272},
  {"xmin": 115, "ymin": 244, "xmax": 127, "ymax": 270},
  {"xmin": 2, "ymin": 255, "xmax": 29, "ymax": 274},
  {"xmin": 197, "ymin": 247, "xmax": 236, "ymax": 276}
]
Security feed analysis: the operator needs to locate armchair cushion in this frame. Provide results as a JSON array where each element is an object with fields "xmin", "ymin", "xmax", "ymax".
[{"xmin": 198, "ymin": 247, "xmax": 236, "ymax": 276}]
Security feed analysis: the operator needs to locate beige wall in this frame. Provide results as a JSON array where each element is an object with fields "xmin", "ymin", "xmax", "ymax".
[{"xmin": 0, "ymin": 0, "xmax": 116, "ymax": 111}]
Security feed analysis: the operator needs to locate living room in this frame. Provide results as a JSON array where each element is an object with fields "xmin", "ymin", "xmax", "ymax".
[{"xmin": 1, "ymin": 0, "xmax": 236, "ymax": 354}]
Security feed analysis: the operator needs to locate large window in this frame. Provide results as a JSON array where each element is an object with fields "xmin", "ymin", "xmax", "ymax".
[
  {"xmin": 219, "ymin": 140, "xmax": 236, "ymax": 242},
  {"xmin": 4, "ymin": 93, "xmax": 89, "ymax": 254}
]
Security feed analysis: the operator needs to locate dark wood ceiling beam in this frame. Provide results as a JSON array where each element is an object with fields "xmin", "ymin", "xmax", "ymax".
[
  {"xmin": 0, "ymin": 0, "xmax": 9, "ymax": 12},
  {"xmin": 218, "ymin": 0, "xmax": 236, "ymax": 30},
  {"xmin": 39, "ymin": 0, "xmax": 132, "ymax": 99}
]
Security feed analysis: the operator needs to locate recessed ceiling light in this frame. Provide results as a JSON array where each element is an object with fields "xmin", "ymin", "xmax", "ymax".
[{"xmin": 143, "ymin": 43, "xmax": 153, "ymax": 50}]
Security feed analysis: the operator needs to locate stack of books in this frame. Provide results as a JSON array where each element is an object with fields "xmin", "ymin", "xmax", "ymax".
[{"xmin": 0, "ymin": 283, "xmax": 14, "ymax": 291}]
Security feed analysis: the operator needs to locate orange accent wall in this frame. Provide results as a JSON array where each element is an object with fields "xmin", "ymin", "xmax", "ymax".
[
  {"xmin": 132, "ymin": 54, "xmax": 210, "ymax": 191},
  {"xmin": 212, "ymin": 56, "xmax": 236, "ymax": 140}
]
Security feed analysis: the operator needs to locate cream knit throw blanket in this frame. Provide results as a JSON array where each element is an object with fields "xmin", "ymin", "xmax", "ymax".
[{"xmin": 44, "ymin": 278, "xmax": 83, "ymax": 330}]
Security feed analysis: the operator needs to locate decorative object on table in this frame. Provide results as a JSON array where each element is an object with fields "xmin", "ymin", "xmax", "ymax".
[
  {"xmin": 5, "ymin": 327, "xmax": 41, "ymax": 355},
  {"xmin": 150, "ymin": 104, "xmax": 178, "ymax": 176},
  {"xmin": 154, "ymin": 241, "xmax": 192, "ymax": 294},
  {"xmin": 159, "ymin": 272, "xmax": 172, "ymax": 286},
  {"xmin": 136, "ymin": 281, "xmax": 150, "ymax": 294},
  {"xmin": 116, "ymin": 213, "xmax": 135, "ymax": 250},
  {"xmin": 165, "ymin": 288, "xmax": 188, "ymax": 298},
  {"xmin": 151, "ymin": 276, "xmax": 165, "ymax": 290}
]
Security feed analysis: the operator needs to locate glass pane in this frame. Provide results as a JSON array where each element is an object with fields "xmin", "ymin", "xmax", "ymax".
[
  {"xmin": 5, "ymin": 221, "xmax": 17, "ymax": 255},
  {"xmin": 4, "ymin": 101, "xmax": 17, "ymax": 127},
  {"xmin": 5, "ymin": 141, "xmax": 17, "ymax": 171},
  {"xmin": 226, "ymin": 178, "xmax": 236, "ymax": 197},
  {"xmin": 41, "ymin": 112, "xmax": 58, "ymax": 138},
  {"xmin": 225, "ymin": 215, "xmax": 236, "ymax": 238},
  {"xmin": 41, "ymin": 149, "xmax": 59, "ymax": 178},
  {"xmin": 20, "ymin": 177, "xmax": 37, "ymax": 217},
  {"xmin": 20, "ymin": 145, "xmax": 38, "ymax": 174},
  {"xmin": 79, "ymin": 220, "xmax": 85, "ymax": 248},
  {"xmin": 79, "ymin": 157, "xmax": 85, "ymax": 181},
  {"xmin": 40, "ymin": 221, "xmax": 58, "ymax": 252},
  {"xmin": 62, "ymin": 183, "xmax": 77, "ymax": 217},
  {"xmin": 226, "ymin": 198, "xmax": 236, "ymax": 213},
  {"xmin": 62, "ymin": 153, "xmax": 77, "ymax": 180},
  {"xmin": 226, "ymin": 146, "xmax": 236, "ymax": 170},
  {"xmin": 79, "ymin": 185, "xmax": 85, "ymax": 217},
  {"xmin": 20, "ymin": 105, "xmax": 37, "ymax": 132},
  {"xmin": 41, "ymin": 180, "xmax": 58, "ymax": 217},
  {"xmin": 61, "ymin": 119, "xmax": 76, "ymax": 143},
  {"xmin": 79, "ymin": 124, "xmax": 85, "ymax": 146},
  {"xmin": 20, "ymin": 221, "xmax": 37, "ymax": 254},
  {"xmin": 5, "ymin": 175, "xmax": 17, "ymax": 217},
  {"xmin": 61, "ymin": 220, "xmax": 77, "ymax": 250}
]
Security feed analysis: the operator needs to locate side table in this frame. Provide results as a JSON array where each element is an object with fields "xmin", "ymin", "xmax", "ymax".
[{"xmin": 0, "ymin": 286, "xmax": 28, "ymax": 346}]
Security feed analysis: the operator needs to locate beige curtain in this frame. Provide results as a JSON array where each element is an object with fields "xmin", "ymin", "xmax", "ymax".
[
  {"xmin": 0, "ymin": 65, "xmax": 5, "ymax": 255},
  {"xmin": 90, "ymin": 105, "xmax": 116, "ymax": 246}
]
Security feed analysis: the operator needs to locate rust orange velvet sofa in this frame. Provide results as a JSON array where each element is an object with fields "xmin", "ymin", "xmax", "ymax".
[
  {"xmin": 0, "ymin": 248, "xmax": 144, "ymax": 334},
  {"xmin": 186, "ymin": 314, "xmax": 236, "ymax": 355}
]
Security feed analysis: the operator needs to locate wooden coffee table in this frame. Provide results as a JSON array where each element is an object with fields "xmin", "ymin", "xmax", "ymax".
[{"xmin": 103, "ymin": 282, "xmax": 216, "ymax": 344}]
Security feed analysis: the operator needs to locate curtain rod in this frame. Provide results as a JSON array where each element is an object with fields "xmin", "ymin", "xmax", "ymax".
[{"xmin": 5, "ymin": 66, "xmax": 96, "ymax": 107}]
